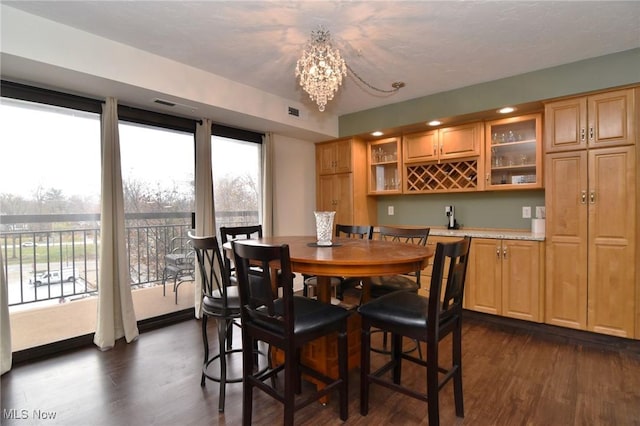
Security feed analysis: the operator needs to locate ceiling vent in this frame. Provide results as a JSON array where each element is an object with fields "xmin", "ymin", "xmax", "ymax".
[
  {"xmin": 154, "ymin": 98, "xmax": 176, "ymax": 107},
  {"xmin": 288, "ymin": 106, "xmax": 300, "ymax": 117}
]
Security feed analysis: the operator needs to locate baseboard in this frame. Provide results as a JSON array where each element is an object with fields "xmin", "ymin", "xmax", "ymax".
[
  {"xmin": 11, "ymin": 308, "xmax": 195, "ymax": 365},
  {"xmin": 463, "ymin": 310, "xmax": 640, "ymax": 355}
]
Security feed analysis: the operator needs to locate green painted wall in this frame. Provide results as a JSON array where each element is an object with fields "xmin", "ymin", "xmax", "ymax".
[
  {"xmin": 375, "ymin": 190, "xmax": 545, "ymax": 230},
  {"xmin": 339, "ymin": 48, "xmax": 640, "ymax": 137}
]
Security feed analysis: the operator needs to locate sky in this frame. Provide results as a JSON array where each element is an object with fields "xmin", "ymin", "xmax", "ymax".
[{"xmin": 0, "ymin": 98, "xmax": 259, "ymax": 203}]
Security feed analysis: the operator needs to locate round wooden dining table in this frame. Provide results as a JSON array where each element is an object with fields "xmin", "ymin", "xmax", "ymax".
[
  {"xmin": 234, "ymin": 235, "xmax": 434, "ymax": 304},
  {"xmin": 231, "ymin": 235, "xmax": 435, "ymax": 400}
]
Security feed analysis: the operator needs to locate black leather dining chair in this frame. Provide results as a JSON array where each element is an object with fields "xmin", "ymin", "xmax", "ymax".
[
  {"xmin": 189, "ymin": 232, "xmax": 244, "ymax": 412},
  {"xmin": 219, "ymin": 224, "xmax": 263, "ymax": 283},
  {"xmin": 358, "ymin": 236, "xmax": 471, "ymax": 426},
  {"xmin": 232, "ymin": 240, "xmax": 350, "ymax": 426}
]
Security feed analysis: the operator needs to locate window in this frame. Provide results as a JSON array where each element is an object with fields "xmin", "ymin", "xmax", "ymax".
[
  {"xmin": 118, "ymin": 116, "xmax": 196, "ymax": 315},
  {"xmin": 211, "ymin": 135, "xmax": 262, "ymax": 229}
]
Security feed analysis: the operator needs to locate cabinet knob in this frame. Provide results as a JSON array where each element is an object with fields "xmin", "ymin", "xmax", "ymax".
[
  {"xmin": 590, "ymin": 191, "xmax": 596, "ymax": 204},
  {"xmin": 503, "ymin": 247, "xmax": 507, "ymax": 259},
  {"xmin": 496, "ymin": 247, "xmax": 501, "ymax": 259},
  {"xmin": 581, "ymin": 190, "xmax": 587, "ymax": 204}
]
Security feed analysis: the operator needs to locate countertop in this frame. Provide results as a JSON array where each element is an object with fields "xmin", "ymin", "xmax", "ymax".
[{"xmin": 428, "ymin": 227, "xmax": 545, "ymax": 241}]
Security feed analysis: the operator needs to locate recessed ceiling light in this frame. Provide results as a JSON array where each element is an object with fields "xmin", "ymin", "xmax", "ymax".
[
  {"xmin": 371, "ymin": 131, "xmax": 383, "ymax": 137},
  {"xmin": 427, "ymin": 120, "xmax": 441, "ymax": 126},
  {"xmin": 498, "ymin": 107, "xmax": 516, "ymax": 114}
]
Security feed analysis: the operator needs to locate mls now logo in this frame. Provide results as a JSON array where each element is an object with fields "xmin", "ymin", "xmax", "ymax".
[{"xmin": 3, "ymin": 409, "xmax": 57, "ymax": 420}]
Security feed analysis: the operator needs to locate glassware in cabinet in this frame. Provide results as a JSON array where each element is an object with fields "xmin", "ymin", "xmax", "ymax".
[
  {"xmin": 368, "ymin": 137, "xmax": 401, "ymax": 194},
  {"xmin": 485, "ymin": 113, "xmax": 542, "ymax": 189}
]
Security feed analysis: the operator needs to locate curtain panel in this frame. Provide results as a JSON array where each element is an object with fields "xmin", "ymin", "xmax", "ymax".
[
  {"xmin": 193, "ymin": 119, "xmax": 216, "ymax": 318},
  {"xmin": 1, "ymin": 247, "xmax": 11, "ymax": 374},
  {"xmin": 94, "ymin": 97, "xmax": 139, "ymax": 350}
]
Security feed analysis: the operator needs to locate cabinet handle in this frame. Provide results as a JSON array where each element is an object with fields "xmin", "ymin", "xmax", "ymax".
[
  {"xmin": 589, "ymin": 127, "xmax": 594, "ymax": 142},
  {"xmin": 433, "ymin": 144, "xmax": 437, "ymax": 156},
  {"xmin": 503, "ymin": 247, "xmax": 507, "ymax": 259},
  {"xmin": 581, "ymin": 190, "xmax": 587, "ymax": 204},
  {"xmin": 440, "ymin": 143, "xmax": 443, "ymax": 155},
  {"xmin": 486, "ymin": 173, "xmax": 490, "ymax": 183},
  {"xmin": 496, "ymin": 247, "xmax": 501, "ymax": 259},
  {"xmin": 580, "ymin": 128, "xmax": 586, "ymax": 142},
  {"xmin": 590, "ymin": 191, "xmax": 595, "ymax": 204}
]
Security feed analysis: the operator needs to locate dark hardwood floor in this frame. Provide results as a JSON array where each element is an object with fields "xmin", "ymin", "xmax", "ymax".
[{"xmin": 2, "ymin": 312, "xmax": 640, "ymax": 425}]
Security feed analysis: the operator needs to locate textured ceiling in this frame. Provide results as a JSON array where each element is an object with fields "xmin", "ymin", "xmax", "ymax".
[{"xmin": 3, "ymin": 1, "xmax": 640, "ymax": 116}]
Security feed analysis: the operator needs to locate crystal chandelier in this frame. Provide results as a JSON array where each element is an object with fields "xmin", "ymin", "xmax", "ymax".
[{"xmin": 295, "ymin": 27, "xmax": 347, "ymax": 112}]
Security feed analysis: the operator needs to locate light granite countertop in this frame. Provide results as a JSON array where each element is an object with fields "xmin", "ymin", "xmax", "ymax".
[{"xmin": 428, "ymin": 227, "xmax": 545, "ymax": 241}]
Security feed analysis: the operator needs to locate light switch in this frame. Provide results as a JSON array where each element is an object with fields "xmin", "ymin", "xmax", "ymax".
[
  {"xmin": 388, "ymin": 206, "xmax": 394, "ymax": 216},
  {"xmin": 522, "ymin": 206, "xmax": 531, "ymax": 219}
]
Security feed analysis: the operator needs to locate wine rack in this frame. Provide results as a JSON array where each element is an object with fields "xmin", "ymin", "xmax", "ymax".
[{"xmin": 405, "ymin": 160, "xmax": 478, "ymax": 193}]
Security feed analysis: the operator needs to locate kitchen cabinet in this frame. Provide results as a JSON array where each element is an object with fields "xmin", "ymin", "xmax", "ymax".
[
  {"xmin": 368, "ymin": 137, "xmax": 401, "ymax": 194},
  {"xmin": 484, "ymin": 113, "xmax": 543, "ymax": 190},
  {"xmin": 316, "ymin": 137, "xmax": 376, "ymax": 226},
  {"xmin": 403, "ymin": 122, "xmax": 483, "ymax": 164},
  {"xmin": 317, "ymin": 138, "xmax": 352, "ymax": 175},
  {"xmin": 465, "ymin": 238, "xmax": 544, "ymax": 322},
  {"xmin": 545, "ymin": 146, "xmax": 636, "ymax": 337},
  {"xmin": 544, "ymin": 88, "xmax": 635, "ymax": 153}
]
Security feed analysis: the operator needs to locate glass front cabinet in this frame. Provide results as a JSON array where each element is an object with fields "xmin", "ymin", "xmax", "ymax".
[
  {"xmin": 485, "ymin": 113, "xmax": 543, "ymax": 190},
  {"xmin": 368, "ymin": 137, "xmax": 401, "ymax": 194}
]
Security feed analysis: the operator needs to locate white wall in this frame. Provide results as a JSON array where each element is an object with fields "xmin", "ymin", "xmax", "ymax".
[{"xmin": 272, "ymin": 134, "xmax": 316, "ymax": 236}]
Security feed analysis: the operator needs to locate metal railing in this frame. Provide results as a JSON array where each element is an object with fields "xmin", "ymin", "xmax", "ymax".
[{"xmin": 1, "ymin": 211, "xmax": 259, "ymax": 307}]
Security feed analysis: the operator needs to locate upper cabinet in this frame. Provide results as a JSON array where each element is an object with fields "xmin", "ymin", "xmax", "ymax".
[
  {"xmin": 367, "ymin": 137, "xmax": 401, "ymax": 194},
  {"xmin": 317, "ymin": 138, "xmax": 352, "ymax": 175},
  {"xmin": 545, "ymin": 88, "xmax": 636, "ymax": 153},
  {"xmin": 484, "ymin": 113, "xmax": 543, "ymax": 190},
  {"xmin": 403, "ymin": 122, "xmax": 483, "ymax": 164}
]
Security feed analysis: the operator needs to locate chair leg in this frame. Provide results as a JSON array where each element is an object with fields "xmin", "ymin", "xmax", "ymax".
[
  {"xmin": 226, "ymin": 319, "xmax": 234, "ymax": 350},
  {"xmin": 242, "ymin": 331, "xmax": 254, "ymax": 426},
  {"xmin": 453, "ymin": 320, "xmax": 464, "ymax": 417},
  {"xmin": 283, "ymin": 342, "xmax": 296, "ymax": 426},
  {"xmin": 360, "ymin": 321, "xmax": 371, "ymax": 416},
  {"xmin": 427, "ymin": 335, "xmax": 440, "ymax": 426},
  {"xmin": 201, "ymin": 315, "xmax": 209, "ymax": 387},
  {"xmin": 338, "ymin": 324, "xmax": 348, "ymax": 421},
  {"xmin": 217, "ymin": 318, "xmax": 228, "ymax": 412},
  {"xmin": 391, "ymin": 333, "xmax": 402, "ymax": 385}
]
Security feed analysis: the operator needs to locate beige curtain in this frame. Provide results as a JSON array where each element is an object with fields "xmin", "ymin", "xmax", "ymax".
[
  {"xmin": 261, "ymin": 132, "xmax": 274, "ymax": 236},
  {"xmin": 94, "ymin": 97, "xmax": 139, "ymax": 350},
  {"xmin": 194, "ymin": 119, "xmax": 215, "ymax": 318},
  {"xmin": 0, "ymin": 247, "xmax": 11, "ymax": 375}
]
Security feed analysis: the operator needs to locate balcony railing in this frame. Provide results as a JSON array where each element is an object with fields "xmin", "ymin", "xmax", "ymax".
[{"xmin": 1, "ymin": 211, "xmax": 258, "ymax": 307}]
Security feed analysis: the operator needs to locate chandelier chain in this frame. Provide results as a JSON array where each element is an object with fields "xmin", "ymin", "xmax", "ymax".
[{"xmin": 345, "ymin": 63, "xmax": 401, "ymax": 94}]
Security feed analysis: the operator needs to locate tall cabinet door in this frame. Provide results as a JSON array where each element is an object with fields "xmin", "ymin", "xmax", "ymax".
[
  {"xmin": 587, "ymin": 146, "xmax": 636, "ymax": 337},
  {"xmin": 587, "ymin": 89, "xmax": 636, "ymax": 149},
  {"xmin": 317, "ymin": 174, "xmax": 353, "ymax": 226},
  {"xmin": 545, "ymin": 97, "xmax": 587, "ymax": 153},
  {"xmin": 465, "ymin": 238, "xmax": 502, "ymax": 315},
  {"xmin": 545, "ymin": 151, "xmax": 588, "ymax": 330}
]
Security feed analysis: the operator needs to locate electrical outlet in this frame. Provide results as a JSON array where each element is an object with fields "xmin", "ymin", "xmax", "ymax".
[
  {"xmin": 535, "ymin": 206, "xmax": 545, "ymax": 219},
  {"xmin": 522, "ymin": 206, "xmax": 531, "ymax": 219},
  {"xmin": 388, "ymin": 205, "xmax": 394, "ymax": 216}
]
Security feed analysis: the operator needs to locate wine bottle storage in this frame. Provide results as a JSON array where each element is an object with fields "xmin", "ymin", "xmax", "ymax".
[{"xmin": 405, "ymin": 160, "xmax": 478, "ymax": 193}]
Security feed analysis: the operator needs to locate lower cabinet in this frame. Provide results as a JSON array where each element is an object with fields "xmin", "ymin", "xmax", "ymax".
[{"xmin": 465, "ymin": 238, "xmax": 544, "ymax": 322}]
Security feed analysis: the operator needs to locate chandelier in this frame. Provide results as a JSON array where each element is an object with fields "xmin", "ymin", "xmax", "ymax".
[{"xmin": 295, "ymin": 27, "xmax": 347, "ymax": 112}]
